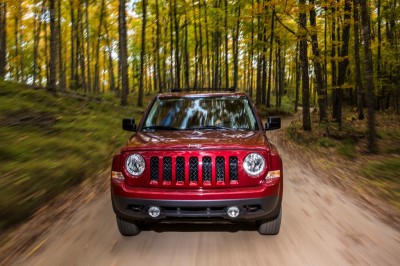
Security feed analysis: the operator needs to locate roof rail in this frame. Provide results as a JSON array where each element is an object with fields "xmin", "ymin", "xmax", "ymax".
[{"xmin": 170, "ymin": 87, "xmax": 238, "ymax": 93}]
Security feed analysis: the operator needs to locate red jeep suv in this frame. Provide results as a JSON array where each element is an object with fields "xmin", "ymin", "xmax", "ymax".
[{"xmin": 111, "ymin": 90, "xmax": 282, "ymax": 236}]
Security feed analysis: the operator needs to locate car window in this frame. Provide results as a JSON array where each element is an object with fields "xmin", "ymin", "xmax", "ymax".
[{"xmin": 143, "ymin": 96, "xmax": 258, "ymax": 131}]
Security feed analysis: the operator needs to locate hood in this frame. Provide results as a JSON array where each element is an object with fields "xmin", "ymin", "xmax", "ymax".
[{"xmin": 123, "ymin": 130, "xmax": 270, "ymax": 151}]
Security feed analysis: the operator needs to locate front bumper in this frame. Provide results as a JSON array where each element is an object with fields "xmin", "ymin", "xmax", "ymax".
[{"xmin": 112, "ymin": 194, "xmax": 281, "ymax": 222}]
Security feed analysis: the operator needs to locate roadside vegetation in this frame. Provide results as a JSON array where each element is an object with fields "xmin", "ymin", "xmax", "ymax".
[
  {"xmin": 0, "ymin": 81, "xmax": 151, "ymax": 231},
  {"xmin": 284, "ymin": 109, "xmax": 400, "ymax": 227},
  {"xmin": 256, "ymin": 96, "xmax": 295, "ymax": 118}
]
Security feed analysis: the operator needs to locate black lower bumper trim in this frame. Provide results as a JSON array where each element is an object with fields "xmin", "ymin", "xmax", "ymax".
[{"xmin": 112, "ymin": 194, "xmax": 281, "ymax": 222}]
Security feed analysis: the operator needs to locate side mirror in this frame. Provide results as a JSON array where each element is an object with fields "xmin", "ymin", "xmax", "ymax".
[
  {"xmin": 122, "ymin": 118, "xmax": 137, "ymax": 132},
  {"xmin": 265, "ymin": 116, "xmax": 281, "ymax": 131}
]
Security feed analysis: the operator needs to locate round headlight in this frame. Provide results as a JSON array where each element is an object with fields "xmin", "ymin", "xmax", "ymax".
[
  {"xmin": 126, "ymin": 154, "xmax": 145, "ymax": 176},
  {"xmin": 243, "ymin": 153, "xmax": 265, "ymax": 176}
]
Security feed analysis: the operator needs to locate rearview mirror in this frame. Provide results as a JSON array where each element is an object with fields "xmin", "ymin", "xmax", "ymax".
[
  {"xmin": 122, "ymin": 118, "xmax": 137, "ymax": 132},
  {"xmin": 265, "ymin": 117, "xmax": 281, "ymax": 131}
]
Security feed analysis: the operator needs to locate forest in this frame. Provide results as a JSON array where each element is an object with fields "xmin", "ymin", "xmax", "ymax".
[
  {"xmin": 0, "ymin": 1, "xmax": 400, "ymax": 261},
  {"xmin": 0, "ymin": 0, "xmax": 399, "ymax": 151}
]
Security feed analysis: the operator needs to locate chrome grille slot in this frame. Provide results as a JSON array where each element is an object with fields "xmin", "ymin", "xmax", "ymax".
[
  {"xmin": 189, "ymin": 157, "xmax": 198, "ymax": 182},
  {"xmin": 150, "ymin": 157, "xmax": 159, "ymax": 182},
  {"xmin": 149, "ymin": 155, "xmax": 240, "ymax": 186},
  {"xmin": 202, "ymin": 157, "xmax": 212, "ymax": 182},
  {"xmin": 176, "ymin": 157, "xmax": 185, "ymax": 182},
  {"xmin": 229, "ymin": 156, "xmax": 238, "ymax": 181},
  {"xmin": 163, "ymin": 157, "xmax": 172, "ymax": 182},
  {"xmin": 216, "ymin": 156, "xmax": 225, "ymax": 182}
]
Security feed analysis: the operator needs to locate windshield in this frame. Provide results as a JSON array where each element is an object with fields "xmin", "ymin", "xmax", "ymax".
[{"xmin": 142, "ymin": 96, "xmax": 258, "ymax": 131}]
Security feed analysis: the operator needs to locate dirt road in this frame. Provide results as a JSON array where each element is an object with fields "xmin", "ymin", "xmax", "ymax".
[{"xmin": 13, "ymin": 122, "xmax": 400, "ymax": 266}]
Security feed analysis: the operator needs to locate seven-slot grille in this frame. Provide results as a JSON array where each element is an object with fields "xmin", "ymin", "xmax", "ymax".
[{"xmin": 149, "ymin": 156, "xmax": 239, "ymax": 185}]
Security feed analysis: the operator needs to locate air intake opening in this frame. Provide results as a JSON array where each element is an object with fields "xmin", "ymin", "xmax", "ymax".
[
  {"xmin": 129, "ymin": 205, "xmax": 144, "ymax": 212},
  {"xmin": 244, "ymin": 205, "xmax": 261, "ymax": 212}
]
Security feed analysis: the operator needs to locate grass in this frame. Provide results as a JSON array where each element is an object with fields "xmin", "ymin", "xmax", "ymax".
[
  {"xmin": 256, "ymin": 96, "xmax": 295, "ymax": 119},
  {"xmin": 284, "ymin": 107, "xmax": 400, "ymax": 222},
  {"xmin": 0, "ymin": 81, "xmax": 153, "ymax": 230},
  {"xmin": 363, "ymin": 158, "xmax": 400, "ymax": 209},
  {"xmin": 336, "ymin": 138, "xmax": 357, "ymax": 159},
  {"xmin": 363, "ymin": 158, "xmax": 400, "ymax": 183}
]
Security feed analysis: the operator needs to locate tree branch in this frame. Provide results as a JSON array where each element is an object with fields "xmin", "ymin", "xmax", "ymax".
[{"xmin": 274, "ymin": 12, "xmax": 298, "ymax": 38}]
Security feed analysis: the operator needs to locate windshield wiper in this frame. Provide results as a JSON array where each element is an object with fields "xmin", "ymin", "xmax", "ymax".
[
  {"xmin": 185, "ymin": 125, "xmax": 231, "ymax": 130},
  {"xmin": 142, "ymin": 125, "xmax": 179, "ymax": 131}
]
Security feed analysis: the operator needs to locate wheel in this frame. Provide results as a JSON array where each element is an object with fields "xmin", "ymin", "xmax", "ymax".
[
  {"xmin": 116, "ymin": 216, "xmax": 141, "ymax": 236},
  {"xmin": 257, "ymin": 208, "xmax": 282, "ymax": 235}
]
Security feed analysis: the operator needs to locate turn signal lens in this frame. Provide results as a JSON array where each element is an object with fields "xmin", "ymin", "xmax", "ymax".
[
  {"xmin": 266, "ymin": 170, "xmax": 281, "ymax": 180},
  {"xmin": 112, "ymin": 171, "xmax": 124, "ymax": 181}
]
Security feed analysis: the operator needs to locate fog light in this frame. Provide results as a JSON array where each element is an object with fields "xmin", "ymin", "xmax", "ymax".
[
  {"xmin": 227, "ymin": 206, "xmax": 240, "ymax": 218},
  {"xmin": 148, "ymin": 206, "xmax": 161, "ymax": 218}
]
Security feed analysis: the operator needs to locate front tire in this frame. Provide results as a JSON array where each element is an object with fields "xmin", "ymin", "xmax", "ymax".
[
  {"xmin": 116, "ymin": 216, "xmax": 141, "ymax": 236},
  {"xmin": 257, "ymin": 208, "xmax": 282, "ymax": 235}
]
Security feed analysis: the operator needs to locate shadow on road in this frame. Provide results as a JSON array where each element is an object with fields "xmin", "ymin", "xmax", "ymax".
[{"xmin": 141, "ymin": 221, "xmax": 257, "ymax": 233}]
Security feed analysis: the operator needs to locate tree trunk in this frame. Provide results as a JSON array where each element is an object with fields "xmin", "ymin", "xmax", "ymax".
[
  {"xmin": 295, "ymin": 41, "xmax": 300, "ymax": 113},
  {"xmin": 212, "ymin": 0, "xmax": 221, "ymax": 88},
  {"xmin": 224, "ymin": 0, "xmax": 229, "ymax": 88},
  {"xmin": 104, "ymin": 18, "xmax": 116, "ymax": 92},
  {"xmin": 94, "ymin": 0, "xmax": 106, "ymax": 93},
  {"xmin": 197, "ymin": 0, "xmax": 204, "ymax": 87},
  {"xmin": 70, "ymin": 0, "xmax": 76, "ymax": 89},
  {"xmin": 85, "ymin": 0, "xmax": 91, "ymax": 93},
  {"xmin": 49, "ymin": 0, "xmax": 57, "ymax": 94},
  {"xmin": 17, "ymin": 1, "xmax": 24, "ymax": 82},
  {"xmin": 256, "ymin": 51, "xmax": 262, "ymax": 105},
  {"xmin": 44, "ymin": 19, "xmax": 50, "ymax": 85},
  {"xmin": 77, "ymin": 3, "xmax": 86, "ymax": 91},
  {"xmin": 191, "ymin": 0, "xmax": 199, "ymax": 88},
  {"xmin": 360, "ymin": 0, "xmax": 377, "ymax": 153},
  {"xmin": 173, "ymin": 0, "xmax": 181, "ymax": 89},
  {"xmin": 299, "ymin": 0, "xmax": 311, "ymax": 131},
  {"xmin": 353, "ymin": 0, "xmax": 364, "ymax": 120},
  {"xmin": 155, "ymin": 0, "xmax": 163, "ymax": 91},
  {"xmin": 335, "ymin": 0, "xmax": 351, "ymax": 128},
  {"xmin": 33, "ymin": 1, "xmax": 45, "ymax": 86},
  {"xmin": 0, "ymin": 2, "xmax": 7, "ymax": 79},
  {"xmin": 232, "ymin": 4, "xmax": 241, "ymax": 90},
  {"xmin": 324, "ymin": 6, "xmax": 328, "ymax": 92},
  {"xmin": 249, "ymin": 0, "xmax": 254, "ymax": 97},
  {"xmin": 275, "ymin": 45, "xmax": 279, "ymax": 107},
  {"xmin": 153, "ymin": 31, "xmax": 158, "ymax": 92},
  {"xmin": 58, "ymin": 0, "xmax": 66, "ymax": 91},
  {"xmin": 169, "ymin": 0, "xmax": 174, "ymax": 89},
  {"xmin": 14, "ymin": 2, "xmax": 20, "ymax": 81},
  {"xmin": 138, "ymin": 0, "xmax": 147, "ymax": 107},
  {"xmin": 261, "ymin": 4, "xmax": 268, "ymax": 105},
  {"xmin": 309, "ymin": 0, "xmax": 327, "ymax": 122},
  {"xmin": 119, "ymin": 0, "xmax": 129, "ymax": 106},
  {"xmin": 204, "ymin": 1, "xmax": 211, "ymax": 87},
  {"xmin": 377, "ymin": 0, "xmax": 382, "ymax": 109},
  {"xmin": 331, "ymin": 4, "xmax": 338, "ymax": 119},
  {"xmin": 184, "ymin": 11, "xmax": 190, "ymax": 88},
  {"xmin": 266, "ymin": 7, "xmax": 275, "ymax": 107},
  {"xmin": 161, "ymin": 21, "xmax": 168, "ymax": 91},
  {"xmin": 255, "ymin": 0, "xmax": 262, "ymax": 105},
  {"xmin": 279, "ymin": 47, "xmax": 285, "ymax": 107}
]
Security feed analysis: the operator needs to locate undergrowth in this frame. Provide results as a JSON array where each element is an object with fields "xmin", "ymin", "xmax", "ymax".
[
  {"xmin": 256, "ymin": 96, "xmax": 295, "ymax": 118},
  {"xmin": 0, "ymin": 81, "xmax": 153, "ymax": 230},
  {"xmin": 285, "ymin": 107, "xmax": 400, "ymax": 215}
]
